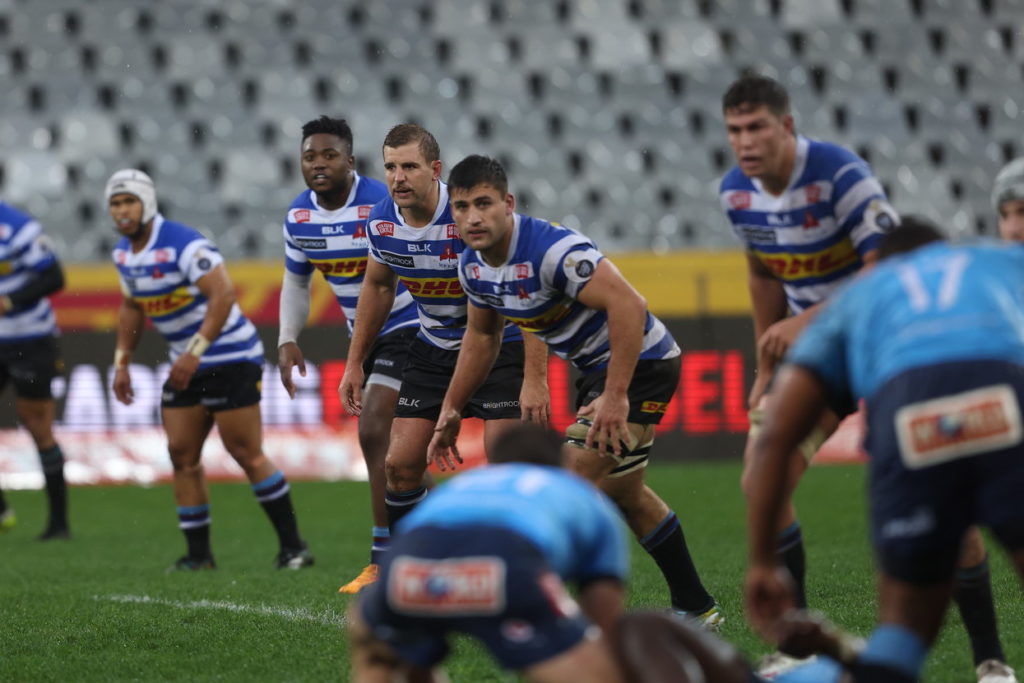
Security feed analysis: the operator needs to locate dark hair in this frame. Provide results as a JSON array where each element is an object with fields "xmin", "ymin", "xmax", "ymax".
[
  {"xmin": 301, "ymin": 115, "xmax": 353, "ymax": 153},
  {"xmin": 383, "ymin": 123, "xmax": 441, "ymax": 163},
  {"xmin": 448, "ymin": 155, "xmax": 509, "ymax": 195},
  {"xmin": 488, "ymin": 424, "xmax": 566, "ymax": 467},
  {"xmin": 722, "ymin": 73, "xmax": 790, "ymax": 116},
  {"xmin": 878, "ymin": 215, "xmax": 945, "ymax": 259}
]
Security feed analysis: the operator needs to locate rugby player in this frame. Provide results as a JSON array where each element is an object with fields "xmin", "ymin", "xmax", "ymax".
[
  {"xmin": 278, "ymin": 115, "xmax": 418, "ymax": 593},
  {"xmin": 746, "ymin": 219, "xmax": 1024, "ymax": 683},
  {"xmin": 107, "ymin": 169, "xmax": 313, "ymax": 571},
  {"xmin": 338, "ymin": 126, "xmax": 548, "ymax": 537},
  {"xmin": 0, "ymin": 200, "xmax": 70, "ymax": 540},
  {"xmin": 993, "ymin": 157, "xmax": 1024, "ymax": 243},
  {"xmin": 428, "ymin": 155, "xmax": 720, "ymax": 626},
  {"xmin": 719, "ymin": 73, "xmax": 899, "ymax": 615},
  {"xmin": 348, "ymin": 424, "xmax": 628, "ymax": 683}
]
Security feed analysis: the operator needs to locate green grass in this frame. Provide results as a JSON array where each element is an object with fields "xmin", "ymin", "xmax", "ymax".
[{"xmin": 1, "ymin": 463, "xmax": 1020, "ymax": 681}]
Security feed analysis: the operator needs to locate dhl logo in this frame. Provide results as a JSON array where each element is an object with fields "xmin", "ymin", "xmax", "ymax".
[
  {"xmin": 310, "ymin": 256, "xmax": 367, "ymax": 277},
  {"xmin": 753, "ymin": 240, "xmax": 858, "ymax": 281},
  {"xmin": 134, "ymin": 287, "xmax": 195, "ymax": 317},
  {"xmin": 398, "ymin": 276, "xmax": 464, "ymax": 298},
  {"xmin": 640, "ymin": 400, "xmax": 669, "ymax": 414},
  {"xmin": 505, "ymin": 303, "xmax": 571, "ymax": 332}
]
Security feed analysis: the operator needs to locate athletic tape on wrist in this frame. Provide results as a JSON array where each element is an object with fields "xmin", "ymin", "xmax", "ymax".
[{"xmin": 185, "ymin": 334, "xmax": 211, "ymax": 358}]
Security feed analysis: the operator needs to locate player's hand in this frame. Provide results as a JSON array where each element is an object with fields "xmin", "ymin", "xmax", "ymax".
[
  {"xmin": 519, "ymin": 377, "xmax": 550, "ymax": 423},
  {"xmin": 277, "ymin": 342, "xmax": 306, "ymax": 399},
  {"xmin": 758, "ymin": 315, "xmax": 810, "ymax": 364},
  {"xmin": 744, "ymin": 562, "xmax": 797, "ymax": 643},
  {"xmin": 578, "ymin": 390, "xmax": 630, "ymax": 457},
  {"xmin": 427, "ymin": 408, "xmax": 464, "ymax": 472},
  {"xmin": 748, "ymin": 351, "xmax": 776, "ymax": 409},
  {"xmin": 168, "ymin": 353, "xmax": 200, "ymax": 391},
  {"xmin": 339, "ymin": 364, "xmax": 365, "ymax": 416},
  {"xmin": 112, "ymin": 367, "xmax": 134, "ymax": 405}
]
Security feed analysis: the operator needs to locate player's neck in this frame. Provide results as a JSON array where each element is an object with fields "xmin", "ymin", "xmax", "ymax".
[
  {"xmin": 761, "ymin": 136, "xmax": 797, "ymax": 196},
  {"xmin": 480, "ymin": 221, "xmax": 514, "ymax": 267},
  {"xmin": 128, "ymin": 221, "xmax": 154, "ymax": 253},
  {"xmin": 314, "ymin": 174, "xmax": 354, "ymax": 211},
  {"xmin": 400, "ymin": 181, "xmax": 440, "ymax": 228}
]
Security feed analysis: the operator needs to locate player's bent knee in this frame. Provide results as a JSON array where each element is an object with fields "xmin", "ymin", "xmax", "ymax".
[{"xmin": 384, "ymin": 458, "xmax": 426, "ymax": 491}]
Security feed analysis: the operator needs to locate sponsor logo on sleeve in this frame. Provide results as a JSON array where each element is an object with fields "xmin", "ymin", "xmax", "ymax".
[
  {"xmin": 294, "ymin": 209, "xmax": 311, "ymax": 223},
  {"xmin": 376, "ymin": 221, "xmax": 396, "ymax": 237},
  {"xmin": 728, "ymin": 191, "xmax": 752, "ymax": 210}
]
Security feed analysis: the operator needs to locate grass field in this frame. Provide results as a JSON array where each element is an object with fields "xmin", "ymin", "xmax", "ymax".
[{"xmin": 1, "ymin": 461, "xmax": 1021, "ymax": 681}]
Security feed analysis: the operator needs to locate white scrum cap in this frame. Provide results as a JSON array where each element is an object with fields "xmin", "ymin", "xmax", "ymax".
[{"xmin": 105, "ymin": 168, "xmax": 158, "ymax": 224}]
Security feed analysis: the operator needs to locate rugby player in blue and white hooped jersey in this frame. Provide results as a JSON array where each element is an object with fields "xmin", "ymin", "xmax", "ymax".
[
  {"xmin": 719, "ymin": 73, "xmax": 899, "ymax": 617},
  {"xmin": 106, "ymin": 169, "xmax": 313, "ymax": 572},
  {"xmin": 0, "ymin": 201, "xmax": 70, "ymax": 541},
  {"xmin": 746, "ymin": 219, "xmax": 1024, "ymax": 683},
  {"xmin": 429, "ymin": 156, "xmax": 721, "ymax": 627},
  {"xmin": 278, "ymin": 116, "xmax": 418, "ymax": 594},
  {"xmin": 339, "ymin": 125, "xmax": 549, "ymax": 537}
]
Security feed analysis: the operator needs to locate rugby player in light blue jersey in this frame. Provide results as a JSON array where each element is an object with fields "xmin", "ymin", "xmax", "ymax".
[
  {"xmin": 338, "ymin": 125, "xmax": 549, "ymax": 539},
  {"xmin": 428, "ymin": 155, "xmax": 721, "ymax": 628},
  {"xmin": 746, "ymin": 219, "xmax": 1024, "ymax": 683},
  {"xmin": 278, "ymin": 115, "xmax": 419, "ymax": 594},
  {"xmin": 350, "ymin": 424, "xmax": 628, "ymax": 682},
  {"xmin": 0, "ymin": 200, "xmax": 70, "ymax": 540},
  {"xmin": 107, "ymin": 169, "xmax": 312, "ymax": 572},
  {"xmin": 719, "ymin": 72, "xmax": 898, "ymax": 622}
]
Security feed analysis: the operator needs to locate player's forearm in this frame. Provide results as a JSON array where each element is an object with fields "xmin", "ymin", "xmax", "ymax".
[
  {"xmin": 748, "ymin": 273, "xmax": 788, "ymax": 343},
  {"xmin": 521, "ymin": 331, "xmax": 548, "ymax": 386},
  {"xmin": 278, "ymin": 270, "xmax": 312, "ymax": 347},
  {"xmin": 602, "ymin": 300, "xmax": 645, "ymax": 396},
  {"xmin": 5, "ymin": 261, "xmax": 64, "ymax": 310},
  {"xmin": 347, "ymin": 283, "xmax": 395, "ymax": 365},
  {"xmin": 578, "ymin": 579, "xmax": 625, "ymax": 634},
  {"xmin": 440, "ymin": 326, "xmax": 502, "ymax": 414},
  {"xmin": 196, "ymin": 287, "xmax": 235, "ymax": 344},
  {"xmin": 115, "ymin": 300, "xmax": 146, "ymax": 353}
]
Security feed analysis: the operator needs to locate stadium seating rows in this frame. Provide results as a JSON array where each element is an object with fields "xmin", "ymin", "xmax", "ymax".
[{"xmin": 0, "ymin": 0, "xmax": 1020, "ymax": 259}]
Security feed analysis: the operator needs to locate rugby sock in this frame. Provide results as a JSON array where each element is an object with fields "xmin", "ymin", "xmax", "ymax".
[
  {"xmin": 953, "ymin": 558, "xmax": 1005, "ymax": 665},
  {"xmin": 778, "ymin": 522, "xmax": 807, "ymax": 608},
  {"xmin": 849, "ymin": 624, "xmax": 926, "ymax": 683},
  {"xmin": 39, "ymin": 444, "xmax": 68, "ymax": 531},
  {"xmin": 177, "ymin": 504, "xmax": 212, "ymax": 559},
  {"xmin": 370, "ymin": 526, "xmax": 390, "ymax": 565},
  {"xmin": 385, "ymin": 486, "xmax": 428, "ymax": 534},
  {"xmin": 252, "ymin": 470, "xmax": 303, "ymax": 549},
  {"xmin": 0, "ymin": 487, "xmax": 7, "ymax": 514},
  {"xmin": 641, "ymin": 511, "xmax": 714, "ymax": 612}
]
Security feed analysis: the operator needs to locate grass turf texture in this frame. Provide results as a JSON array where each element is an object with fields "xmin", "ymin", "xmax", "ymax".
[{"xmin": 1, "ymin": 462, "xmax": 1021, "ymax": 681}]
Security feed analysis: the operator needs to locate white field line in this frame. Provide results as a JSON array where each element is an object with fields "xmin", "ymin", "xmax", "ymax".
[{"xmin": 97, "ymin": 594, "xmax": 346, "ymax": 627}]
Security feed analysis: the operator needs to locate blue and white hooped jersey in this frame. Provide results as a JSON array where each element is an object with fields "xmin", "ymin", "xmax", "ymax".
[
  {"xmin": 366, "ymin": 181, "xmax": 522, "ymax": 351},
  {"xmin": 402, "ymin": 463, "xmax": 629, "ymax": 584},
  {"xmin": 459, "ymin": 214, "xmax": 680, "ymax": 371},
  {"xmin": 112, "ymin": 215, "xmax": 264, "ymax": 368},
  {"xmin": 0, "ymin": 202, "xmax": 59, "ymax": 341},
  {"xmin": 282, "ymin": 173, "xmax": 417, "ymax": 337},
  {"xmin": 789, "ymin": 241, "xmax": 1024, "ymax": 405},
  {"xmin": 720, "ymin": 135, "xmax": 898, "ymax": 313}
]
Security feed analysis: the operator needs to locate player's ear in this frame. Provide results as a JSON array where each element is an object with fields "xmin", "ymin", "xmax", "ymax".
[
  {"xmin": 781, "ymin": 113, "xmax": 795, "ymax": 134},
  {"xmin": 431, "ymin": 159, "xmax": 442, "ymax": 181},
  {"xmin": 506, "ymin": 192, "xmax": 516, "ymax": 213}
]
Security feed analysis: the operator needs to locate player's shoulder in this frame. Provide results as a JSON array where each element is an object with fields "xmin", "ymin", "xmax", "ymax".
[
  {"xmin": 719, "ymin": 166, "xmax": 755, "ymax": 194},
  {"xmin": 353, "ymin": 175, "xmax": 389, "ymax": 204},
  {"xmin": 157, "ymin": 218, "xmax": 212, "ymax": 249},
  {"xmin": 0, "ymin": 202, "xmax": 34, "ymax": 230},
  {"xmin": 804, "ymin": 138, "xmax": 869, "ymax": 177},
  {"xmin": 367, "ymin": 195, "xmax": 397, "ymax": 222}
]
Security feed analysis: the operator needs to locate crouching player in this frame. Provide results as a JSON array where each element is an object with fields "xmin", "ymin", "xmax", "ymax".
[
  {"xmin": 745, "ymin": 219, "xmax": 1024, "ymax": 682},
  {"xmin": 106, "ymin": 169, "xmax": 313, "ymax": 571},
  {"xmin": 428, "ymin": 156, "xmax": 719, "ymax": 625},
  {"xmin": 349, "ymin": 424, "xmax": 627, "ymax": 682}
]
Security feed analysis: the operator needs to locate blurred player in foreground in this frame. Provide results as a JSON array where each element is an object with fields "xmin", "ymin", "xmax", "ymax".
[
  {"xmin": 339, "ymin": 125, "xmax": 548, "ymax": 536},
  {"xmin": 0, "ymin": 200, "xmax": 70, "ymax": 540},
  {"xmin": 278, "ymin": 115, "xmax": 418, "ymax": 592},
  {"xmin": 746, "ymin": 219, "xmax": 1024, "ymax": 683},
  {"xmin": 106, "ymin": 169, "xmax": 313, "ymax": 571},
  {"xmin": 720, "ymin": 72, "xmax": 899, "ymax": 615},
  {"xmin": 429, "ymin": 156, "xmax": 720, "ymax": 625},
  {"xmin": 348, "ymin": 424, "xmax": 627, "ymax": 683}
]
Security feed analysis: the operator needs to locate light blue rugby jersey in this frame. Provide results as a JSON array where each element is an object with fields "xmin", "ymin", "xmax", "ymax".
[
  {"xmin": 112, "ymin": 215, "xmax": 263, "ymax": 368},
  {"xmin": 282, "ymin": 172, "xmax": 417, "ymax": 337},
  {"xmin": 459, "ymin": 214, "xmax": 679, "ymax": 371},
  {"xmin": 0, "ymin": 202, "xmax": 59, "ymax": 341},
  {"xmin": 789, "ymin": 241, "xmax": 1024, "ymax": 405},
  {"xmin": 401, "ymin": 463, "xmax": 629, "ymax": 584},
  {"xmin": 366, "ymin": 181, "xmax": 522, "ymax": 351},
  {"xmin": 720, "ymin": 135, "xmax": 898, "ymax": 313}
]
